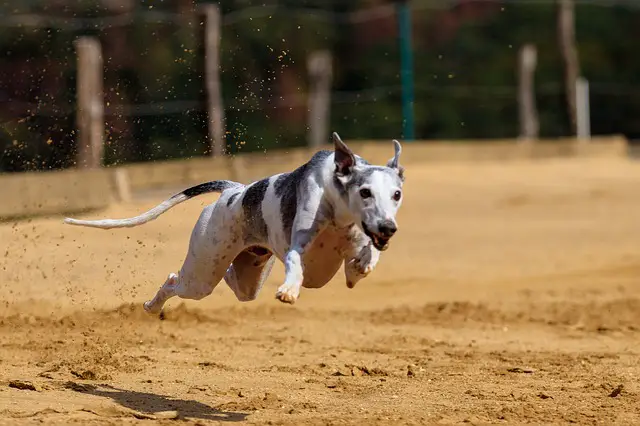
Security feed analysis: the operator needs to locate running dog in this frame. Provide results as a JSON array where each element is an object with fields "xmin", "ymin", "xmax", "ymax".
[{"xmin": 64, "ymin": 132, "xmax": 405, "ymax": 312}]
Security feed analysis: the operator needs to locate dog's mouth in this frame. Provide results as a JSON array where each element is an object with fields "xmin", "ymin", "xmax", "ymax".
[{"xmin": 362, "ymin": 222, "xmax": 390, "ymax": 251}]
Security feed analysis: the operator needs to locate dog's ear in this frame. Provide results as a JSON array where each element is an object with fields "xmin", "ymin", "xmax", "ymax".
[
  {"xmin": 333, "ymin": 132, "xmax": 355, "ymax": 176},
  {"xmin": 387, "ymin": 139, "xmax": 405, "ymax": 181}
]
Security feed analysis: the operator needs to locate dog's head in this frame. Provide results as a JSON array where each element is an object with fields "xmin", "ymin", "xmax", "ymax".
[{"xmin": 331, "ymin": 132, "xmax": 405, "ymax": 251}]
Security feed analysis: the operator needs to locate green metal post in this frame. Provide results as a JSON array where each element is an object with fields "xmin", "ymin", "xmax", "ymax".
[{"xmin": 397, "ymin": 0, "xmax": 415, "ymax": 140}]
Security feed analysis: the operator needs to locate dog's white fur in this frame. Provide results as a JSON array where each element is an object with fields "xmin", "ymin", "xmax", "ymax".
[{"xmin": 64, "ymin": 133, "xmax": 405, "ymax": 312}]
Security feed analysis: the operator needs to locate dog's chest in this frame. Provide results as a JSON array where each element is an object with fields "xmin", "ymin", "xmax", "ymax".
[
  {"xmin": 308, "ymin": 225, "xmax": 353, "ymax": 257},
  {"xmin": 297, "ymin": 225, "xmax": 354, "ymax": 288}
]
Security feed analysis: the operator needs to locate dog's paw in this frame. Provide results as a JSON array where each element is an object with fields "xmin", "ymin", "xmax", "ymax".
[
  {"xmin": 275, "ymin": 284, "xmax": 299, "ymax": 304},
  {"xmin": 353, "ymin": 249, "xmax": 377, "ymax": 276},
  {"xmin": 344, "ymin": 260, "xmax": 365, "ymax": 289},
  {"xmin": 143, "ymin": 300, "xmax": 161, "ymax": 315},
  {"xmin": 355, "ymin": 260, "xmax": 374, "ymax": 276},
  {"xmin": 345, "ymin": 248, "xmax": 379, "ymax": 289},
  {"xmin": 275, "ymin": 290, "xmax": 297, "ymax": 304}
]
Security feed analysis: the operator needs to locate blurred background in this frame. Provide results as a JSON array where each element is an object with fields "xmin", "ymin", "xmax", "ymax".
[{"xmin": 0, "ymin": 0, "xmax": 637, "ymax": 173}]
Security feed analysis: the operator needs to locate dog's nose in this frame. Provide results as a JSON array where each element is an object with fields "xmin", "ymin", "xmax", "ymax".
[{"xmin": 378, "ymin": 220, "xmax": 397, "ymax": 237}]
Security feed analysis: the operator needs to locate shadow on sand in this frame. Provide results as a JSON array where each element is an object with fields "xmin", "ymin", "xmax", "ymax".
[{"xmin": 76, "ymin": 383, "xmax": 248, "ymax": 422}]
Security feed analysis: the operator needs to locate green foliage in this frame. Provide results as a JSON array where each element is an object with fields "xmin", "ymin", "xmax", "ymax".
[{"xmin": 1, "ymin": 0, "xmax": 638, "ymax": 172}]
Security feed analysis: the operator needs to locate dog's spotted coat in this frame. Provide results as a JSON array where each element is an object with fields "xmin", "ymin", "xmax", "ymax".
[{"xmin": 64, "ymin": 133, "xmax": 405, "ymax": 311}]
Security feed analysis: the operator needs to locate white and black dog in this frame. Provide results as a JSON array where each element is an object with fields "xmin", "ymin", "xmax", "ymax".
[{"xmin": 64, "ymin": 133, "xmax": 405, "ymax": 312}]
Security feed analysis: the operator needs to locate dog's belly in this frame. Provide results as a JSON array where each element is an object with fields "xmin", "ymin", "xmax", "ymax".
[{"xmin": 301, "ymin": 226, "xmax": 350, "ymax": 289}]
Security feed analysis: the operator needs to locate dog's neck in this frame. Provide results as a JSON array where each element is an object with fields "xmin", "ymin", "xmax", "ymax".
[
  {"xmin": 321, "ymin": 163, "xmax": 357, "ymax": 229},
  {"xmin": 331, "ymin": 202, "xmax": 356, "ymax": 228}
]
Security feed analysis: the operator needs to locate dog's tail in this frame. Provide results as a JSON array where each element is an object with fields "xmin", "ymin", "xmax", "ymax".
[{"xmin": 63, "ymin": 180, "xmax": 242, "ymax": 230}]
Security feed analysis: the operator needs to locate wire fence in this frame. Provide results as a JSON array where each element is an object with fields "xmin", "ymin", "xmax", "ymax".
[
  {"xmin": 1, "ymin": 0, "xmax": 639, "ymax": 172},
  {"xmin": 10, "ymin": 81, "xmax": 640, "ymax": 120}
]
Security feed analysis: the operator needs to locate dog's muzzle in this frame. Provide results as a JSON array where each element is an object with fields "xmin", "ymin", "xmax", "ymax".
[{"xmin": 362, "ymin": 222, "xmax": 396, "ymax": 251}]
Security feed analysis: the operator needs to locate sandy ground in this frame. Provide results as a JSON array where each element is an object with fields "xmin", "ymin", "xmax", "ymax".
[{"xmin": 1, "ymin": 157, "xmax": 640, "ymax": 425}]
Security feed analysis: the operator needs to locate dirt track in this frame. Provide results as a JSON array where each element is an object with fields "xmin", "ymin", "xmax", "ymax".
[{"xmin": 1, "ymin": 157, "xmax": 640, "ymax": 425}]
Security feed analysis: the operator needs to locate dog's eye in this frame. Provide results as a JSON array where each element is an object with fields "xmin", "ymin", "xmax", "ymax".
[
  {"xmin": 359, "ymin": 188, "xmax": 372, "ymax": 199},
  {"xmin": 393, "ymin": 190, "xmax": 402, "ymax": 201}
]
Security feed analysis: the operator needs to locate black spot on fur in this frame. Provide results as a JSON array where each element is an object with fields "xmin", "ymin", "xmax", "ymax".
[
  {"xmin": 242, "ymin": 179, "xmax": 269, "ymax": 242},
  {"xmin": 274, "ymin": 168, "xmax": 304, "ymax": 241},
  {"xmin": 181, "ymin": 180, "xmax": 237, "ymax": 198},
  {"xmin": 227, "ymin": 192, "xmax": 239, "ymax": 207}
]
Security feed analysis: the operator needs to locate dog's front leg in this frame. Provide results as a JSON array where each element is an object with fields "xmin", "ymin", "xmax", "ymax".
[
  {"xmin": 344, "ymin": 227, "xmax": 380, "ymax": 288},
  {"xmin": 276, "ymin": 222, "xmax": 325, "ymax": 304}
]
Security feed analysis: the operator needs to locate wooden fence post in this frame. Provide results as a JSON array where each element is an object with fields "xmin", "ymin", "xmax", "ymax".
[
  {"xmin": 307, "ymin": 50, "xmax": 332, "ymax": 148},
  {"xmin": 74, "ymin": 36, "xmax": 104, "ymax": 169},
  {"xmin": 576, "ymin": 77, "xmax": 591, "ymax": 141},
  {"xmin": 518, "ymin": 44, "xmax": 539, "ymax": 142},
  {"xmin": 202, "ymin": 3, "xmax": 225, "ymax": 156},
  {"xmin": 558, "ymin": 0, "xmax": 580, "ymax": 135}
]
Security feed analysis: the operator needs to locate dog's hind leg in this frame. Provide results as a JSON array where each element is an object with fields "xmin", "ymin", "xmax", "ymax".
[
  {"xmin": 143, "ymin": 201, "xmax": 243, "ymax": 314},
  {"xmin": 224, "ymin": 246, "xmax": 275, "ymax": 302},
  {"xmin": 143, "ymin": 272, "xmax": 179, "ymax": 314}
]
